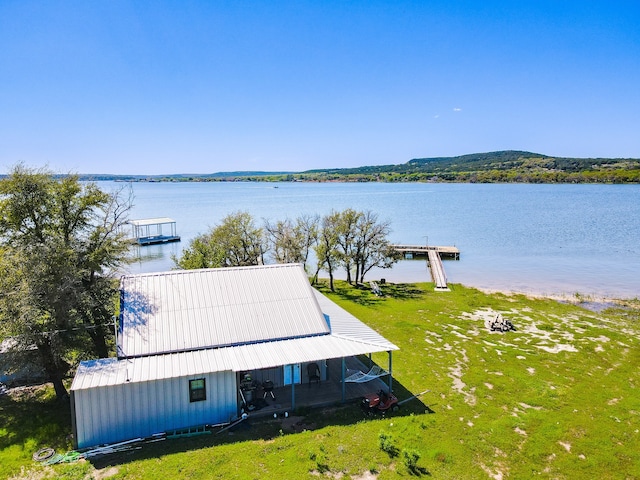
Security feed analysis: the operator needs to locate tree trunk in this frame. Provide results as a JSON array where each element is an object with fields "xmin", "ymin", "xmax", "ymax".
[
  {"xmin": 88, "ymin": 324, "xmax": 111, "ymax": 358},
  {"xmin": 48, "ymin": 367, "xmax": 70, "ymax": 402},
  {"xmin": 327, "ymin": 262, "xmax": 335, "ymax": 291},
  {"xmin": 37, "ymin": 339, "xmax": 69, "ymax": 401}
]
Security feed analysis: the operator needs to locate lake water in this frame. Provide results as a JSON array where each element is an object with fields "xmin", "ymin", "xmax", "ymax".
[{"xmin": 101, "ymin": 181, "xmax": 640, "ymax": 299}]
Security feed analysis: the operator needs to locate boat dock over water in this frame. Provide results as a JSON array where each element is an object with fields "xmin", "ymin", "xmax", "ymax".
[
  {"xmin": 391, "ymin": 244, "xmax": 460, "ymax": 260},
  {"xmin": 391, "ymin": 244, "xmax": 460, "ymax": 291},
  {"xmin": 128, "ymin": 218, "xmax": 181, "ymax": 246}
]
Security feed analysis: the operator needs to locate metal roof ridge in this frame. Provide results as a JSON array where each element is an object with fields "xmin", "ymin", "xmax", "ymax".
[
  {"xmin": 118, "ymin": 330, "xmax": 332, "ymax": 360},
  {"xmin": 120, "ymin": 262, "xmax": 304, "ymax": 279}
]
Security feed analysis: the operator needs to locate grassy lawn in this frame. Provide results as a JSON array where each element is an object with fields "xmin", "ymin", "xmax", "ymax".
[{"xmin": 1, "ymin": 281, "xmax": 639, "ymax": 479}]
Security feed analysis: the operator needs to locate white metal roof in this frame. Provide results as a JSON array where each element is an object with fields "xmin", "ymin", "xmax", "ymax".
[
  {"xmin": 72, "ymin": 267, "xmax": 398, "ymax": 390},
  {"xmin": 118, "ymin": 264, "xmax": 330, "ymax": 357},
  {"xmin": 128, "ymin": 217, "xmax": 176, "ymax": 226},
  {"xmin": 71, "ymin": 331, "xmax": 397, "ymax": 390},
  {"xmin": 312, "ymin": 290, "xmax": 396, "ymax": 348}
]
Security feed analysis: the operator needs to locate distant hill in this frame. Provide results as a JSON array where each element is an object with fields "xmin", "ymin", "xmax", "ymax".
[
  {"xmin": 298, "ymin": 150, "xmax": 640, "ymax": 183},
  {"xmin": 78, "ymin": 171, "xmax": 294, "ymax": 182},
  {"xmin": 68, "ymin": 150, "xmax": 639, "ymax": 183}
]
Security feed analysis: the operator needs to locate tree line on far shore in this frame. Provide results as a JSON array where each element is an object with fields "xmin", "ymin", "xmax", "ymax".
[
  {"xmin": 0, "ymin": 167, "xmax": 398, "ymax": 401},
  {"xmin": 73, "ymin": 150, "xmax": 640, "ymax": 184}
]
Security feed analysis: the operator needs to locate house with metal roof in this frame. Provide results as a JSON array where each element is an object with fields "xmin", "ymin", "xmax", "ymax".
[{"xmin": 70, "ymin": 263, "xmax": 398, "ymax": 449}]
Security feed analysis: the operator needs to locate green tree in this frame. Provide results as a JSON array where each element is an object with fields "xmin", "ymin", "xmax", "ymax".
[
  {"xmin": 334, "ymin": 208, "xmax": 361, "ymax": 284},
  {"xmin": 353, "ymin": 210, "xmax": 399, "ymax": 283},
  {"xmin": 172, "ymin": 233, "xmax": 225, "ymax": 269},
  {"xmin": 295, "ymin": 214, "xmax": 320, "ymax": 271},
  {"xmin": 313, "ymin": 211, "xmax": 341, "ymax": 291},
  {"xmin": 313, "ymin": 209, "xmax": 398, "ymax": 289},
  {"xmin": 175, "ymin": 211, "xmax": 265, "ymax": 269},
  {"xmin": 0, "ymin": 166, "xmax": 132, "ymax": 400},
  {"xmin": 264, "ymin": 214, "xmax": 319, "ymax": 270}
]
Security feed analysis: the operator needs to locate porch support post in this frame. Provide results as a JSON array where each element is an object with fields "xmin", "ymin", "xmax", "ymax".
[
  {"xmin": 387, "ymin": 351, "xmax": 393, "ymax": 391},
  {"xmin": 291, "ymin": 364, "xmax": 296, "ymax": 411},
  {"xmin": 341, "ymin": 357, "xmax": 346, "ymax": 403}
]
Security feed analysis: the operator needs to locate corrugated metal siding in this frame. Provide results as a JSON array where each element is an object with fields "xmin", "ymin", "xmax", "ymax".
[
  {"xmin": 74, "ymin": 370, "xmax": 236, "ymax": 449},
  {"xmin": 119, "ymin": 264, "xmax": 330, "ymax": 357}
]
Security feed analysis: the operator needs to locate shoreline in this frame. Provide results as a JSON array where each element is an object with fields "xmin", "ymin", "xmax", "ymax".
[
  {"xmin": 472, "ymin": 286, "xmax": 638, "ymax": 312},
  {"xmin": 316, "ymin": 275, "xmax": 638, "ymax": 310}
]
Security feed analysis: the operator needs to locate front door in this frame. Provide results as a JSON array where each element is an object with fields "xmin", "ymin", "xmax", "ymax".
[{"xmin": 283, "ymin": 363, "xmax": 301, "ymax": 385}]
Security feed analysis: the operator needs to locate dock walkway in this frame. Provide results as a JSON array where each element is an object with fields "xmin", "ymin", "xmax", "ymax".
[
  {"xmin": 391, "ymin": 244, "xmax": 459, "ymax": 291},
  {"xmin": 427, "ymin": 250, "xmax": 450, "ymax": 291}
]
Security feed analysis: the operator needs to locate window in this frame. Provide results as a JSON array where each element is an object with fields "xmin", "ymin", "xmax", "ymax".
[{"xmin": 189, "ymin": 378, "xmax": 206, "ymax": 402}]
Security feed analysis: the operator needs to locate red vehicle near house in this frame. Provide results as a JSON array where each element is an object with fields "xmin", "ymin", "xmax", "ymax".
[{"xmin": 361, "ymin": 389, "xmax": 399, "ymax": 415}]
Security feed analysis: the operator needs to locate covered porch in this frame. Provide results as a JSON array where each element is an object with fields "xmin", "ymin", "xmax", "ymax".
[{"xmin": 239, "ymin": 355, "xmax": 391, "ymax": 418}]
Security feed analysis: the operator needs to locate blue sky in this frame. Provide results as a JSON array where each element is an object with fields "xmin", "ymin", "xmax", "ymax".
[{"xmin": 1, "ymin": 1, "xmax": 639, "ymax": 175}]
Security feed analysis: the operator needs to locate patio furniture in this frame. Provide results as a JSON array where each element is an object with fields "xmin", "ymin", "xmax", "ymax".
[
  {"xmin": 344, "ymin": 365, "xmax": 389, "ymax": 383},
  {"xmin": 262, "ymin": 380, "xmax": 275, "ymax": 399}
]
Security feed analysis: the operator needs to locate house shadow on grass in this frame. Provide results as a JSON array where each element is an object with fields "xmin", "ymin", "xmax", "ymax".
[{"xmin": 89, "ymin": 374, "xmax": 435, "ymax": 471}]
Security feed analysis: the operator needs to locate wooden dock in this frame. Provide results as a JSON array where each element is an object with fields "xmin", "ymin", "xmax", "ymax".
[
  {"xmin": 427, "ymin": 249, "xmax": 450, "ymax": 291},
  {"xmin": 391, "ymin": 244, "xmax": 460, "ymax": 260},
  {"xmin": 391, "ymin": 244, "xmax": 459, "ymax": 291}
]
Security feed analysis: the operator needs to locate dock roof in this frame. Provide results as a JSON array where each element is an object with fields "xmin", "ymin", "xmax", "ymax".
[{"xmin": 128, "ymin": 217, "xmax": 176, "ymax": 227}]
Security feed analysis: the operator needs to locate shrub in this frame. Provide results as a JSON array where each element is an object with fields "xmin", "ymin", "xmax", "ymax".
[
  {"xmin": 378, "ymin": 430, "xmax": 399, "ymax": 457},
  {"xmin": 402, "ymin": 448, "xmax": 422, "ymax": 474}
]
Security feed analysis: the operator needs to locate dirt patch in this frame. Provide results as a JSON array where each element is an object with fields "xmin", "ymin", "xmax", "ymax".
[
  {"xmin": 536, "ymin": 344, "xmax": 578, "ymax": 354},
  {"xmin": 5, "ymin": 383, "xmax": 52, "ymax": 401},
  {"xmin": 351, "ymin": 472, "xmax": 379, "ymax": 480},
  {"xmin": 462, "ymin": 307, "xmax": 613, "ymax": 356},
  {"xmin": 280, "ymin": 415, "xmax": 317, "ymax": 432},
  {"xmin": 558, "ymin": 441, "xmax": 571, "ymax": 452},
  {"xmin": 448, "ymin": 349, "xmax": 477, "ymax": 406},
  {"xmin": 480, "ymin": 463, "xmax": 504, "ymax": 480},
  {"xmin": 517, "ymin": 309, "xmax": 636, "ymax": 354},
  {"xmin": 93, "ymin": 466, "xmax": 120, "ymax": 479},
  {"xmin": 518, "ymin": 402, "xmax": 543, "ymax": 411}
]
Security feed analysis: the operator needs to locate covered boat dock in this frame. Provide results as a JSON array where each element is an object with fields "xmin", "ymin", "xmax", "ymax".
[{"xmin": 128, "ymin": 217, "xmax": 180, "ymax": 245}]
